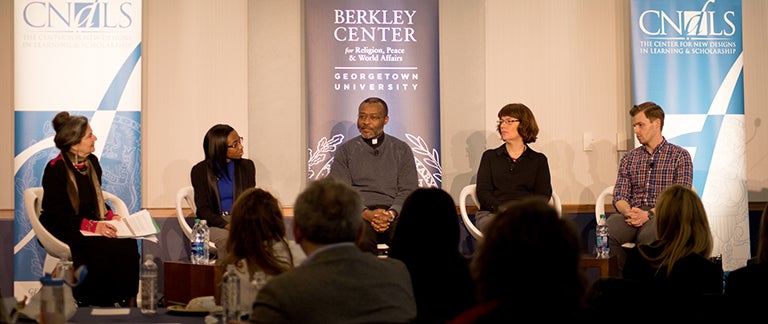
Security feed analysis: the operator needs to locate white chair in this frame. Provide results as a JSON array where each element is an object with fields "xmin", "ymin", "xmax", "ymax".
[
  {"xmin": 24, "ymin": 187, "xmax": 132, "ymax": 262},
  {"xmin": 175, "ymin": 186, "xmax": 217, "ymax": 251},
  {"xmin": 459, "ymin": 184, "xmax": 564, "ymax": 241},
  {"xmin": 550, "ymin": 190, "xmax": 563, "ymax": 218},
  {"xmin": 103, "ymin": 190, "xmax": 131, "ymax": 220},
  {"xmin": 24, "ymin": 187, "xmax": 71, "ymax": 261},
  {"xmin": 595, "ymin": 185, "xmax": 615, "ymax": 225},
  {"xmin": 175, "ymin": 186, "xmax": 197, "ymax": 241},
  {"xmin": 459, "ymin": 184, "xmax": 483, "ymax": 241}
]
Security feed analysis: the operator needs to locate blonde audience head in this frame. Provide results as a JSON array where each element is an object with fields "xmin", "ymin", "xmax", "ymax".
[{"xmin": 643, "ymin": 184, "xmax": 713, "ymax": 276}]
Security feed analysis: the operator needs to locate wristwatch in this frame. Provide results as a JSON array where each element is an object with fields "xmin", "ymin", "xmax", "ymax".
[
  {"xmin": 647, "ymin": 210, "xmax": 655, "ymax": 221},
  {"xmin": 387, "ymin": 210, "xmax": 397, "ymax": 222}
]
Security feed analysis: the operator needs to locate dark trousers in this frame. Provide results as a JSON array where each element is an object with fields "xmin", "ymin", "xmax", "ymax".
[{"xmin": 357, "ymin": 204, "xmax": 396, "ymax": 253}]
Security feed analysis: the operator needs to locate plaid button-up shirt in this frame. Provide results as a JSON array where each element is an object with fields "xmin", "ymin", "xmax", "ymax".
[{"xmin": 613, "ymin": 138, "xmax": 693, "ymax": 208}]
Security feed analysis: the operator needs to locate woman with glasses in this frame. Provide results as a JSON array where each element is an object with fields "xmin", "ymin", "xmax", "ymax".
[
  {"xmin": 191, "ymin": 124, "xmax": 256, "ymax": 264},
  {"xmin": 474, "ymin": 103, "xmax": 552, "ymax": 233}
]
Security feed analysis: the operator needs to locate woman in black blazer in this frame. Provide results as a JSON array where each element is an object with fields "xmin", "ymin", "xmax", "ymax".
[{"xmin": 190, "ymin": 124, "xmax": 255, "ymax": 263}]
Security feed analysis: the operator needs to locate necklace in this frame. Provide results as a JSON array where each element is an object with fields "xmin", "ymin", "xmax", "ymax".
[
  {"xmin": 72, "ymin": 160, "xmax": 88, "ymax": 175},
  {"xmin": 507, "ymin": 143, "xmax": 526, "ymax": 161}
]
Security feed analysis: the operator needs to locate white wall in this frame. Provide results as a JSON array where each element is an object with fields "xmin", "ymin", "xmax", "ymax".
[{"xmin": 2, "ymin": 0, "xmax": 766, "ymax": 210}]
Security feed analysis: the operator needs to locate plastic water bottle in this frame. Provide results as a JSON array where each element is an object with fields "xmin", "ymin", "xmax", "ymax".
[
  {"xmin": 596, "ymin": 213, "xmax": 610, "ymax": 258},
  {"xmin": 221, "ymin": 264, "xmax": 241, "ymax": 322},
  {"xmin": 200, "ymin": 219, "xmax": 210, "ymax": 263},
  {"xmin": 39, "ymin": 273, "xmax": 65, "ymax": 324},
  {"xmin": 140, "ymin": 254, "xmax": 158, "ymax": 314},
  {"xmin": 191, "ymin": 219, "xmax": 210, "ymax": 264}
]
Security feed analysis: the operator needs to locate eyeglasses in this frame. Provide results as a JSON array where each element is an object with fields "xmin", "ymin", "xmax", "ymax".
[
  {"xmin": 227, "ymin": 137, "xmax": 244, "ymax": 149},
  {"xmin": 498, "ymin": 118, "xmax": 520, "ymax": 125}
]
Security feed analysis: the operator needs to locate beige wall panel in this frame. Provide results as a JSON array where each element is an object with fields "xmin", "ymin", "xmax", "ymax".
[
  {"xmin": 743, "ymin": 0, "xmax": 768, "ymax": 201},
  {"xmin": 142, "ymin": 0, "xmax": 249, "ymax": 207},
  {"xmin": 247, "ymin": 0, "xmax": 303, "ymax": 205},
  {"xmin": 485, "ymin": 0, "xmax": 631, "ymax": 203},
  {"xmin": 1, "ymin": 0, "xmax": 766, "ymax": 210}
]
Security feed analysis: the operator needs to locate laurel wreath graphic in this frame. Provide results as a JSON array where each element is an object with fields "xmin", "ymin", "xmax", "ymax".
[
  {"xmin": 405, "ymin": 133, "xmax": 441, "ymax": 188},
  {"xmin": 307, "ymin": 134, "xmax": 344, "ymax": 180}
]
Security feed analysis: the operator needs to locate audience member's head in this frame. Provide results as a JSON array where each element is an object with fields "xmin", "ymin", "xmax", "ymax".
[
  {"xmin": 645, "ymin": 184, "xmax": 713, "ymax": 275},
  {"xmin": 223, "ymin": 187, "xmax": 294, "ymax": 276},
  {"xmin": 472, "ymin": 196, "xmax": 585, "ymax": 313},
  {"xmin": 293, "ymin": 177, "xmax": 362, "ymax": 246},
  {"xmin": 389, "ymin": 187, "xmax": 461, "ymax": 260},
  {"xmin": 389, "ymin": 187, "xmax": 477, "ymax": 323}
]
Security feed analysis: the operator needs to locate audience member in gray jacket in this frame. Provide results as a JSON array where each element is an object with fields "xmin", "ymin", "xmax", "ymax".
[{"xmin": 250, "ymin": 177, "xmax": 417, "ymax": 324}]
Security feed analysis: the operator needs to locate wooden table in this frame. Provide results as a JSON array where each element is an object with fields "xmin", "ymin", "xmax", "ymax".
[
  {"xmin": 163, "ymin": 261, "xmax": 219, "ymax": 307},
  {"xmin": 580, "ymin": 255, "xmax": 617, "ymax": 278}
]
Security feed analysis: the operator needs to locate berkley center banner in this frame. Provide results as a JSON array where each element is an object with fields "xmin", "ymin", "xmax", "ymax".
[
  {"xmin": 13, "ymin": 0, "xmax": 143, "ymax": 300},
  {"xmin": 305, "ymin": 0, "xmax": 442, "ymax": 188},
  {"xmin": 630, "ymin": 0, "xmax": 748, "ymax": 270}
]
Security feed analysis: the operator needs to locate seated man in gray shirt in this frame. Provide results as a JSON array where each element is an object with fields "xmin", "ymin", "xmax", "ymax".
[{"xmin": 329, "ymin": 97, "xmax": 419, "ymax": 253}]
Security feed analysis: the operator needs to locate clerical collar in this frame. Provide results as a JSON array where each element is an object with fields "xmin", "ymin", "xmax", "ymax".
[{"xmin": 363, "ymin": 133, "xmax": 385, "ymax": 149}]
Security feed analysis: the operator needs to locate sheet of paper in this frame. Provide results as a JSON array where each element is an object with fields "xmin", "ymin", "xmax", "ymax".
[
  {"xmin": 90, "ymin": 308, "xmax": 131, "ymax": 315},
  {"xmin": 80, "ymin": 209, "xmax": 160, "ymax": 239}
]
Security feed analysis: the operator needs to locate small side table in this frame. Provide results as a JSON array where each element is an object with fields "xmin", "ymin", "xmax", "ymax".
[
  {"xmin": 163, "ymin": 261, "xmax": 218, "ymax": 307},
  {"xmin": 581, "ymin": 255, "xmax": 617, "ymax": 278}
]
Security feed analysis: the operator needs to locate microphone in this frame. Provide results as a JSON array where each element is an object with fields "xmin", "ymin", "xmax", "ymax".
[
  {"xmin": 372, "ymin": 149, "xmax": 379, "ymax": 156},
  {"xmin": 649, "ymin": 162, "xmax": 655, "ymax": 169}
]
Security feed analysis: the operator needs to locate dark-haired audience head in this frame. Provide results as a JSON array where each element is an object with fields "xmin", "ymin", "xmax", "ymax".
[
  {"xmin": 293, "ymin": 177, "xmax": 362, "ymax": 245},
  {"xmin": 224, "ymin": 187, "xmax": 293, "ymax": 275},
  {"xmin": 495, "ymin": 103, "xmax": 539, "ymax": 144},
  {"xmin": 202, "ymin": 124, "xmax": 243, "ymax": 178},
  {"xmin": 52, "ymin": 111, "xmax": 90, "ymax": 152},
  {"xmin": 649, "ymin": 184, "xmax": 713, "ymax": 273},
  {"xmin": 472, "ymin": 197, "xmax": 585, "ymax": 312},
  {"xmin": 389, "ymin": 187, "xmax": 461, "ymax": 261}
]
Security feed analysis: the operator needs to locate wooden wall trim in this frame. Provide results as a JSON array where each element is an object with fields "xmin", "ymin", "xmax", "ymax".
[{"xmin": 3, "ymin": 202, "xmax": 764, "ymax": 220}]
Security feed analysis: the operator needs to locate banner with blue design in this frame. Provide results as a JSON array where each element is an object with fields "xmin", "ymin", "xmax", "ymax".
[
  {"xmin": 630, "ymin": 0, "xmax": 748, "ymax": 270},
  {"xmin": 13, "ymin": 0, "xmax": 142, "ymax": 300},
  {"xmin": 305, "ymin": 0, "xmax": 441, "ymax": 188}
]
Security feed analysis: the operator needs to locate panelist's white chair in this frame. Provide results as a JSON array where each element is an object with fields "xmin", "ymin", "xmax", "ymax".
[
  {"xmin": 176, "ymin": 186, "xmax": 197, "ymax": 241},
  {"xmin": 460, "ymin": 184, "xmax": 564, "ymax": 241},
  {"xmin": 550, "ymin": 190, "xmax": 563, "ymax": 218},
  {"xmin": 102, "ymin": 190, "xmax": 131, "ymax": 220},
  {"xmin": 595, "ymin": 185, "xmax": 615, "ymax": 224},
  {"xmin": 459, "ymin": 184, "xmax": 483, "ymax": 241},
  {"xmin": 24, "ymin": 187, "xmax": 71, "ymax": 261},
  {"xmin": 175, "ymin": 186, "xmax": 217, "ymax": 251},
  {"xmin": 24, "ymin": 187, "xmax": 132, "ymax": 262}
]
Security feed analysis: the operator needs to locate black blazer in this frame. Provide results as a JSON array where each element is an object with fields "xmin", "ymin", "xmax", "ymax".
[{"xmin": 190, "ymin": 158, "xmax": 255, "ymax": 228}]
